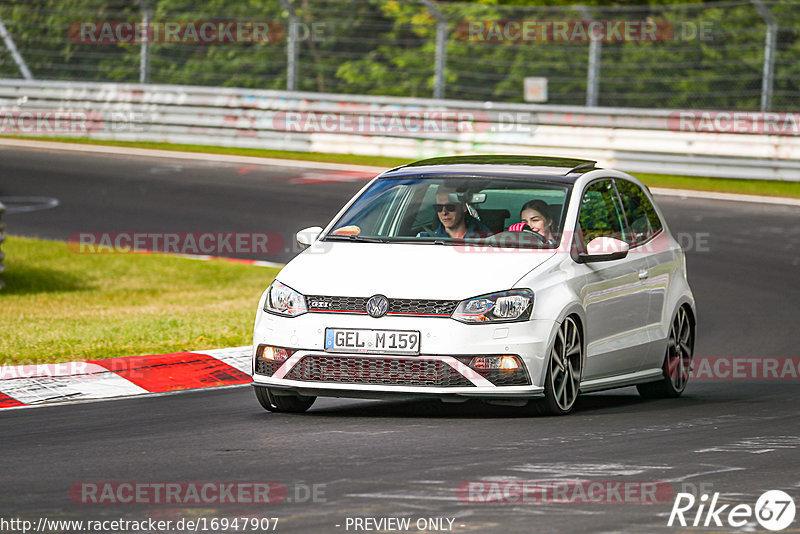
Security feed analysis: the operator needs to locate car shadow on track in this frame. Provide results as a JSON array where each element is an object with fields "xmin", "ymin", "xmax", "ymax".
[
  {"xmin": 245, "ymin": 379, "xmax": 782, "ymax": 422},
  {"xmin": 250, "ymin": 379, "xmax": 769, "ymax": 419},
  {"xmin": 304, "ymin": 398, "xmax": 533, "ymax": 418},
  {"xmin": 269, "ymin": 391, "xmax": 711, "ymax": 419}
]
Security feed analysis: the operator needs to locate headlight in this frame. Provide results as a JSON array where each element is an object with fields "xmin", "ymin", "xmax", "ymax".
[
  {"xmin": 264, "ymin": 280, "xmax": 307, "ymax": 317},
  {"xmin": 452, "ymin": 289, "xmax": 533, "ymax": 324}
]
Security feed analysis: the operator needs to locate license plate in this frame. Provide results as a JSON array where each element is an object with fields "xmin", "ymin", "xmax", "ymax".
[{"xmin": 324, "ymin": 328, "xmax": 420, "ymax": 355}]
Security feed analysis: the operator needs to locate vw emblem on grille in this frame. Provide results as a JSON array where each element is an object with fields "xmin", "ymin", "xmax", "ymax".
[{"xmin": 366, "ymin": 294, "xmax": 389, "ymax": 318}]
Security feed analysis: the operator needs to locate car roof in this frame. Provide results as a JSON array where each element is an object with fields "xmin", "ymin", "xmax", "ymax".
[{"xmin": 380, "ymin": 155, "xmax": 599, "ymax": 184}]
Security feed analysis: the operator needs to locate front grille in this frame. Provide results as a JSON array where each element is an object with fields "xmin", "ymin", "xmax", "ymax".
[
  {"xmin": 306, "ymin": 295, "xmax": 459, "ymax": 317},
  {"xmin": 307, "ymin": 295, "xmax": 368, "ymax": 313},
  {"xmin": 481, "ymin": 369, "xmax": 532, "ymax": 386},
  {"xmin": 254, "ymin": 357, "xmax": 281, "ymax": 376},
  {"xmin": 284, "ymin": 355, "xmax": 474, "ymax": 387},
  {"xmin": 389, "ymin": 298, "xmax": 459, "ymax": 316}
]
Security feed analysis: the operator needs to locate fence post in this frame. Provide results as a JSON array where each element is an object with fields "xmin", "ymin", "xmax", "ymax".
[
  {"xmin": 578, "ymin": 6, "xmax": 601, "ymax": 107},
  {"xmin": 0, "ymin": 16, "xmax": 33, "ymax": 80},
  {"xmin": 137, "ymin": 0, "xmax": 151, "ymax": 83},
  {"xmin": 279, "ymin": 0, "xmax": 299, "ymax": 91},
  {"xmin": 751, "ymin": 0, "xmax": 776, "ymax": 111},
  {"xmin": 421, "ymin": 0, "xmax": 447, "ymax": 99},
  {"xmin": 0, "ymin": 200, "xmax": 6, "ymax": 290}
]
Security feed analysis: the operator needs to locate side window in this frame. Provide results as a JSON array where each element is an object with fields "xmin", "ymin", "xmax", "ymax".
[
  {"xmin": 401, "ymin": 183, "xmax": 439, "ymax": 236},
  {"xmin": 578, "ymin": 180, "xmax": 625, "ymax": 246},
  {"xmin": 615, "ymin": 180, "xmax": 663, "ymax": 245}
]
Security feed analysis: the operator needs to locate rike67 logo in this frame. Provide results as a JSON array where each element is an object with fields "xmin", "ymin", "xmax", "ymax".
[{"xmin": 668, "ymin": 490, "xmax": 795, "ymax": 531}]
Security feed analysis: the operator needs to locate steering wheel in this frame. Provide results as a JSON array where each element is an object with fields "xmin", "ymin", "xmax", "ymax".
[
  {"xmin": 483, "ymin": 229, "xmax": 550, "ymax": 247},
  {"xmin": 520, "ymin": 228, "xmax": 548, "ymax": 243}
]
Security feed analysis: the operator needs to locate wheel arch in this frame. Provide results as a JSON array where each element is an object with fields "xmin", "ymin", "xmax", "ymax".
[
  {"xmin": 535, "ymin": 303, "xmax": 587, "ymax": 387},
  {"xmin": 672, "ymin": 295, "xmax": 697, "ymax": 330}
]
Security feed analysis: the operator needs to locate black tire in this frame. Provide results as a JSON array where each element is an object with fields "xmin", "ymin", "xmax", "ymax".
[
  {"xmin": 637, "ymin": 306, "xmax": 695, "ymax": 399},
  {"xmin": 539, "ymin": 316, "xmax": 583, "ymax": 416},
  {"xmin": 254, "ymin": 386, "xmax": 316, "ymax": 413}
]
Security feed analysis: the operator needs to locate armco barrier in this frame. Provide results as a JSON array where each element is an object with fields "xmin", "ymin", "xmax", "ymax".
[{"xmin": 0, "ymin": 79, "xmax": 798, "ymax": 180}]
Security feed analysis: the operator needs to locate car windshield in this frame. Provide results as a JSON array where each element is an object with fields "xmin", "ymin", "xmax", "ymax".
[{"xmin": 325, "ymin": 176, "xmax": 571, "ymax": 248}]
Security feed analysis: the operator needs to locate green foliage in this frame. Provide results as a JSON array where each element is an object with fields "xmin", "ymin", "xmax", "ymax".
[{"xmin": 0, "ymin": 0, "xmax": 797, "ymax": 109}]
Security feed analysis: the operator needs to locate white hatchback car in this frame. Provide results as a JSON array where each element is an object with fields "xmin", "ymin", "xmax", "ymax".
[{"xmin": 252, "ymin": 156, "xmax": 696, "ymax": 415}]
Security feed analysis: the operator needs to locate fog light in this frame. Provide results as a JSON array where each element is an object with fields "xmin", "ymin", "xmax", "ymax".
[
  {"xmin": 469, "ymin": 355, "xmax": 519, "ymax": 371},
  {"xmin": 499, "ymin": 356, "xmax": 519, "ymax": 370},
  {"xmin": 260, "ymin": 345, "xmax": 293, "ymax": 363}
]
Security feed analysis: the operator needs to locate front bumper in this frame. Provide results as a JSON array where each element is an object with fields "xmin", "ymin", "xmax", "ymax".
[
  {"xmin": 252, "ymin": 307, "xmax": 556, "ymax": 400},
  {"xmin": 253, "ymin": 381, "xmax": 544, "ymax": 402}
]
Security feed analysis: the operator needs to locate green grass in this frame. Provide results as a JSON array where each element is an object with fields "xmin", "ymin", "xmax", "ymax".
[
  {"xmin": 636, "ymin": 173, "xmax": 800, "ymax": 198},
  {"xmin": 5, "ymin": 134, "xmax": 799, "ymax": 199},
  {"xmin": 0, "ymin": 236, "xmax": 278, "ymax": 365}
]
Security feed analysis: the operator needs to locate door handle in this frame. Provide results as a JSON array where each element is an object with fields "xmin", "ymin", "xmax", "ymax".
[{"xmin": 638, "ymin": 270, "xmax": 649, "ymax": 280}]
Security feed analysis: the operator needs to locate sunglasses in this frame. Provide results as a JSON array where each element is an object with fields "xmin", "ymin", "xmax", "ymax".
[{"xmin": 433, "ymin": 203, "xmax": 458, "ymax": 213}]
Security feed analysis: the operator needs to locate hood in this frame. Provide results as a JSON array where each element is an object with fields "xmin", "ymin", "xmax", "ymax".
[{"xmin": 276, "ymin": 241, "xmax": 555, "ymax": 300}]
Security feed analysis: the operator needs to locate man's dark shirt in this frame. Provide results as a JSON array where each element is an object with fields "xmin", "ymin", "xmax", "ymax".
[{"xmin": 423, "ymin": 214, "xmax": 492, "ymax": 238}]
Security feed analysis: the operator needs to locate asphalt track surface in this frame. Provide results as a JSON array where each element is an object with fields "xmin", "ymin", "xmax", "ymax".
[{"xmin": 1, "ymin": 146, "xmax": 799, "ymax": 533}]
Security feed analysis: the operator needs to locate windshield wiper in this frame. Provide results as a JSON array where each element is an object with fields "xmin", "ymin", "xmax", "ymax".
[
  {"xmin": 377, "ymin": 237, "xmax": 452, "ymax": 245},
  {"xmin": 324, "ymin": 235, "xmax": 388, "ymax": 243}
]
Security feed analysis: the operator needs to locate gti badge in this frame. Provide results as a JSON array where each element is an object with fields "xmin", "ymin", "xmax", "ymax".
[{"xmin": 366, "ymin": 294, "xmax": 389, "ymax": 318}]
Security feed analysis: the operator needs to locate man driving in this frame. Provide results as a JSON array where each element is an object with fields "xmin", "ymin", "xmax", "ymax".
[{"xmin": 428, "ymin": 186, "xmax": 491, "ymax": 239}]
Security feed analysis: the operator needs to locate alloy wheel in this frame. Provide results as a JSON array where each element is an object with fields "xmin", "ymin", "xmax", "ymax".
[
  {"xmin": 666, "ymin": 306, "xmax": 693, "ymax": 393},
  {"xmin": 548, "ymin": 316, "xmax": 583, "ymax": 413}
]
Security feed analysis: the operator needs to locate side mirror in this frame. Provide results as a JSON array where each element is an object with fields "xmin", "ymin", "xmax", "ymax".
[
  {"xmin": 296, "ymin": 226, "xmax": 323, "ymax": 249},
  {"xmin": 577, "ymin": 237, "xmax": 629, "ymax": 263}
]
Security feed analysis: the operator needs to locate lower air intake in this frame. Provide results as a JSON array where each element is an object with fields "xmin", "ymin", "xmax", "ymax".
[{"xmin": 284, "ymin": 355, "xmax": 474, "ymax": 387}]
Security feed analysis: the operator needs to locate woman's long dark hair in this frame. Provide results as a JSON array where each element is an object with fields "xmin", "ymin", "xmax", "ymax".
[{"xmin": 520, "ymin": 199, "xmax": 552, "ymax": 227}]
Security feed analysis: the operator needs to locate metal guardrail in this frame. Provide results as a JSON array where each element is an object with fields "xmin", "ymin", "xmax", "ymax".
[
  {"xmin": 0, "ymin": 200, "xmax": 5, "ymax": 290},
  {"xmin": 1, "ymin": 79, "xmax": 798, "ymax": 180}
]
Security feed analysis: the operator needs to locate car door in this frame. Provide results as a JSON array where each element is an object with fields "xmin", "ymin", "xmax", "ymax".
[
  {"xmin": 614, "ymin": 179, "xmax": 674, "ymax": 371},
  {"xmin": 576, "ymin": 179, "xmax": 652, "ymax": 380}
]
